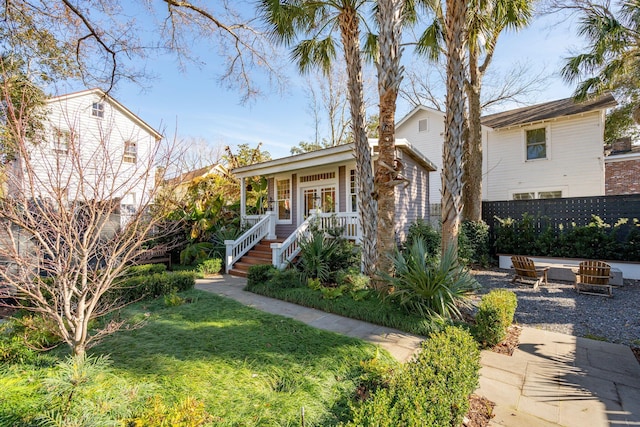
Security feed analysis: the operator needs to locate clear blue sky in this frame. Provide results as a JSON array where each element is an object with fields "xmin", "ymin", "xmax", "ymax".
[{"xmin": 84, "ymin": 8, "xmax": 585, "ymax": 161}]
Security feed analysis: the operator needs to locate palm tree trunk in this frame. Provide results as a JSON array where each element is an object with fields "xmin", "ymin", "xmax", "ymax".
[
  {"xmin": 462, "ymin": 51, "xmax": 483, "ymax": 222},
  {"xmin": 375, "ymin": 0, "xmax": 404, "ymax": 286},
  {"xmin": 442, "ymin": 0, "xmax": 467, "ymax": 257},
  {"xmin": 338, "ymin": 8, "xmax": 377, "ymax": 276}
]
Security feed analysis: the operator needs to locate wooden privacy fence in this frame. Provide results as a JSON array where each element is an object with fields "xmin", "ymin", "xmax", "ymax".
[{"xmin": 482, "ymin": 194, "xmax": 640, "ymax": 235}]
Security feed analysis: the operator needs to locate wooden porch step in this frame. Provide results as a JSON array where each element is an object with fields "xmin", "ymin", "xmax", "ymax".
[{"xmin": 228, "ymin": 238, "xmax": 284, "ymax": 278}]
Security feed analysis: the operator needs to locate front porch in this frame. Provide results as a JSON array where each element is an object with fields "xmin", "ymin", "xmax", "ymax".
[{"xmin": 225, "ymin": 210, "xmax": 359, "ymax": 276}]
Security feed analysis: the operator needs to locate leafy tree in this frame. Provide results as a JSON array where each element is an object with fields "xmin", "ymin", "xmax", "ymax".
[
  {"xmin": 258, "ymin": 0, "xmax": 378, "ymax": 276},
  {"xmin": 561, "ymin": 0, "xmax": 640, "ymax": 128}
]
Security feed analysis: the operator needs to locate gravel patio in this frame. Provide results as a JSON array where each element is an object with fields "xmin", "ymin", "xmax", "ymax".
[{"xmin": 472, "ymin": 268, "xmax": 640, "ymax": 348}]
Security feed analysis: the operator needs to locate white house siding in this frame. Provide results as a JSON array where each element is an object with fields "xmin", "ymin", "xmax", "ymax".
[
  {"xmin": 22, "ymin": 90, "xmax": 158, "ymax": 211},
  {"xmin": 394, "ymin": 153, "xmax": 430, "ymax": 241},
  {"xmin": 484, "ymin": 112, "xmax": 605, "ymax": 201},
  {"xmin": 396, "ymin": 107, "xmax": 445, "ymax": 206}
]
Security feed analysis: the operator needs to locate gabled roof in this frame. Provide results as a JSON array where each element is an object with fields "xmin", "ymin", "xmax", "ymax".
[
  {"xmin": 47, "ymin": 88, "xmax": 163, "ymax": 141},
  {"xmin": 165, "ymin": 164, "xmax": 229, "ymax": 186},
  {"xmin": 480, "ymin": 93, "xmax": 617, "ymax": 129},
  {"xmin": 232, "ymin": 139, "xmax": 437, "ymax": 178},
  {"xmin": 396, "ymin": 104, "xmax": 445, "ymax": 129}
]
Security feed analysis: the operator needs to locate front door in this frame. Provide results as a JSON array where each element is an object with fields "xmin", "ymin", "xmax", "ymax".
[{"xmin": 302, "ymin": 186, "xmax": 336, "ymax": 218}]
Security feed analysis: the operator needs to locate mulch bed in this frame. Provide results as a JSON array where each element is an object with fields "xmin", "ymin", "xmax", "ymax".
[
  {"xmin": 490, "ymin": 325, "xmax": 522, "ymax": 356},
  {"xmin": 632, "ymin": 347, "xmax": 640, "ymax": 365},
  {"xmin": 465, "ymin": 394, "xmax": 496, "ymax": 427}
]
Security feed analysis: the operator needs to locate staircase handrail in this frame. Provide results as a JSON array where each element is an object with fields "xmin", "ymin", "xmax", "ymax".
[
  {"xmin": 224, "ymin": 213, "xmax": 271, "ymax": 273},
  {"xmin": 271, "ymin": 213, "xmax": 318, "ymax": 269}
]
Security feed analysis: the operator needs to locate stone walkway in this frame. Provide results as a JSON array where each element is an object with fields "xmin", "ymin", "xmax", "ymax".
[{"xmin": 196, "ymin": 275, "xmax": 640, "ymax": 426}]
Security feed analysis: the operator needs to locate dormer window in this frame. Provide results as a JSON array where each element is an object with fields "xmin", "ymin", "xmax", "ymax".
[
  {"xmin": 123, "ymin": 141, "xmax": 137, "ymax": 163},
  {"xmin": 92, "ymin": 102, "xmax": 104, "ymax": 118}
]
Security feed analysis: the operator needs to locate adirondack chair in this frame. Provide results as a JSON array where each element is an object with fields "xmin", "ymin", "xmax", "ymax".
[
  {"xmin": 511, "ymin": 256, "xmax": 550, "ymax": 290},
  {"xmin": 574, "ymin": 260, "xmax": 613, "ymax": 297}
]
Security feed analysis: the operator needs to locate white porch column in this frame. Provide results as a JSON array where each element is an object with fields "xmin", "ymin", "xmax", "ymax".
[
  {"xmin": 240, "ymin": 177, "xmax": 247, "ymax": 221},
  {"xmin": 266, "ymin": 210, "xmax": 277, "ymax": 240}
]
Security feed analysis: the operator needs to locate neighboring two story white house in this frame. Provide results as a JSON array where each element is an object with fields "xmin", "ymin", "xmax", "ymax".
[
  {"xmin": 396, "ymin": 93, "xmax": 617, "ymax": 208},
  {"xmin": 7, "ymin": 88, "xmax": 162, "ymax": 225}
]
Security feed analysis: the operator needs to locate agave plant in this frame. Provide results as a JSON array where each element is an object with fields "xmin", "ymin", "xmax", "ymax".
[{"xmin": 385, "ymin": 240, "xmax": 480, "ymax": 320}]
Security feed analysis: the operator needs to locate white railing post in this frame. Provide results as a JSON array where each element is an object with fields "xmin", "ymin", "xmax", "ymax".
[
  {"xmin": 224, "ymin": 239, "xmax": 234, "ymax": 273},
  {"xmin": 271, "ymin": 242, "xmax": 283, "ymax": 269},
  {"xmin": 267, "ymin": 210, "xmax": 277, "ymax": 240}
]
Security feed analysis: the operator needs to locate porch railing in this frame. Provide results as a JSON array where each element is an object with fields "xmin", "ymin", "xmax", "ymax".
[
  {"xmin": 242, "ymin": 215, "xmax": 262, "ymax": 228},
  {"xmin": 224, "ymin": 212, "xmax": 275, "ymax": 273},
  {"xmin": 316, "ymin": 212, "xmax": 360, "ymax": 242},
  {"xmin": 270, "ymin": 213, "xmax": 317, "ymax": 270}
]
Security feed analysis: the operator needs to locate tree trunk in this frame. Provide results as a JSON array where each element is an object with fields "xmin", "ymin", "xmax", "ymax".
[
  {"xmin": 442, "ymin": 0, "xmax": 467, "ymax": 257},
  {"xmin": 462, "ymin": 60, "xmax": 482, "ymax": 222},
  {"xmin": 338, "ymin": 8, "xmax": 377, "ymax": 276},
  {"xmin": 375, "ymin": 0, "xmax": 404, "ymax": 286}
]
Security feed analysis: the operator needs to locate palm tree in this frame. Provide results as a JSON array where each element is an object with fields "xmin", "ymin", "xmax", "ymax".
[
  {"xmin": 441, "ymin": 0, "xmax": 467, "ymax": 256},
  {"xmin": 561, "ymin": 0, "xmax": 640, "ymax": 119},
  {"xmin": 374, "ymin": 0, "xmax": 407, "ymax": 282},
  {"xmin": 258, "ymin": 0, "xmax": 378, "ymax": 275},
  {"xmin": 418, "ymin": 0, "xmax": 533, "ymax": 222}
]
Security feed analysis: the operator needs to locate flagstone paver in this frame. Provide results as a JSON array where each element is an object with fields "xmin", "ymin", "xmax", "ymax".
[{"xmin": 196, "ymin": 275, "xmax": 640, "ymax": 426}]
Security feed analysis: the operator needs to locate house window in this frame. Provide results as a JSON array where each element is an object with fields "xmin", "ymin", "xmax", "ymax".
[
  {"xmin": 513, "ymin": 190, "xmax": 562, "ymax": 200},
  {"xmin": 418, "ymin": 118, "xmax": 428, "ymax": 132},
  {"xmin": 92, "ymin": 102, "xmax": 104, "ymax": 118},
  {"xmin": 349, "ymin": 169, "xmax": 357, "ymax": 212},
  {"xmin": 53, "ymin": 128, "xmax": 71, "ymax": 154},
  {"xmin": 513, "ymin": 192, "xmax": 535, "ymax": 200},
  {"xmin": 538, "ymin": 191, "xmax": 562, "ymax": 199},
  {"xmin": 123, "ymin": 141, "xmax": 137, "ymax": 163},
  {"xmin": 526, "ymin": 127, "xmax": 546, "ymax": 160},
  {"xmin": 276, "ymin": 178, "xmax": 291, "ymax": 221}
]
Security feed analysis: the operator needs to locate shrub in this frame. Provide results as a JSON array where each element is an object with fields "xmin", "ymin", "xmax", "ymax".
[
  {"xmin": 126, "ymin": 263, "xmax": 167, "ymax": 276},
  {"xmin": 179, "ymin": 242, "xmax": 215, "ymax": 265},
  {"xmin": 246, "ymin": 264, "xmax": 277, "ymax": 288},
  {"xmin": 348, "ymin": 326, "xmax": 480, "ymax": 426},
  {"xmin": 459, "ymin": 220, "xmax": 490, "ymax": 266},
  {"xmin": 297, "ymin": 226, "xmax": 358, "ymax": 285},
  {"xmin": 267, "ymin": 268, "xmax": 302, "ymax": 289},
  {"xmin": 164, "ymin": 288, "xmax": 185, "ymax": 307},
  {"xmin": 197, "ymin": 258, "xmax": 222, "ymax": 275},
  {"xmin": 474, "ymin": 289, "xmax": 517, "ymax": 348},
  {"xmin": 110, "ymin": 271, "xmax": 196, "ymax": 304},
  {"xmin": 386, "ymin": 240, "xmax": 480, "ymax": 320},
  {"xmin": 403, "ymin": 219, "xmax": 440, "ymax": 258}
]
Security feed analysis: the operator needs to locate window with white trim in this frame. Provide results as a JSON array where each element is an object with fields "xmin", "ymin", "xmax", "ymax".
[
  {"xmin": 526, "ymin": 127, "xmax": 547, "ymax": 160},
  {"xmin": 513, "ymin": 190, "xmax": 562, "ymax": 200},
  {"xmin": 92, "ymin": 102, "xmax": 104, "ymax": 118},
  {"xmin": 53, "ymin": 128, "xmax": 71, "ymax": 154},
  {"xmin": 276, "ymin": 178, "xmax": 291, "ymax": 221},
  {"xmin": 123, "ymin": 141, "xmax": 137, "ymax": 163},
  {"xmin": 349, "ymin": 169, "xmax": 357, "ymax": 212}
]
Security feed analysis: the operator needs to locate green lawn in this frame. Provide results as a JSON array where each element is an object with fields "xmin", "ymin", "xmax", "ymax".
[{"xmin": 0, "ymin": 289, "xmax": 396, "ymax": 426}]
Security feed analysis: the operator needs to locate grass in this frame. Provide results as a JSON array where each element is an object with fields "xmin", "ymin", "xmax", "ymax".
[
  {"xmin": 1, "ymin": 289, "xmax": 396, "ymax": 426},
  {"xmin": 245, "ymin": 281, "xmax": 443, "ymax": 337}
]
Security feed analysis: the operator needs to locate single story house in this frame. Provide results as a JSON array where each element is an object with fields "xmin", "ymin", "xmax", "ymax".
[{"xmin": 225, "ymin": 139, "xmax": 436, "ymax": 275}]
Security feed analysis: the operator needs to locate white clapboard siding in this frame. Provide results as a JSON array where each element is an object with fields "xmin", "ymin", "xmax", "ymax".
[
  {"xmin": 24, "ymin": 90, "xmax": 159, "ymax": 208},
  {"xmin": 394, "ymin": 152, "xmax": 430, "ymax": 241},
  {"xmin": 396, "ymin": 107, "xmax": 445, "ymax": 206},
  {"xmin": 484, "ymin": 111, "xmax": 605, "ymax": 201}
]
